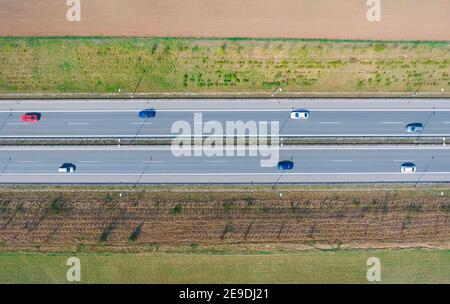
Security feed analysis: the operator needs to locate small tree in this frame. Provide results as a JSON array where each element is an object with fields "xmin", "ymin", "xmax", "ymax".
[
  {"xmin": 100, "ymin": 223, "xmax": 117, "ymax": 242},
  {"xmin": 128, "ymin": 223, "xmax": 144, "ymax": 242}
]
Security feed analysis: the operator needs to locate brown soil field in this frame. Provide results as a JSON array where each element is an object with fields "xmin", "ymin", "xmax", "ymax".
[
  {"xmin": 1, "ymin": 0, "xmax": 450, "ymax": 40},
  {"xmin": 0, "ymin": 188, "xmax": 449, "ymax": 252}
]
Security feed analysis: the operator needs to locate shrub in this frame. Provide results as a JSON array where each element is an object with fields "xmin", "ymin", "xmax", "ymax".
[
  {"xmin": 50, "ymin": 195, "xmax": 67, "ymax": 215},
  {"xmin": 221, "ymin": 223, "xmax": 236, "ymax": 239},
  {"xmin": 243, "ymin": 195, "xmax": 255, "ymax": 206},
  {"xmin": 222, "ymin": 199, "xmax": 234, "ymax": 210},
  {"xmin": 103, "ymin": 193, "xmax": 114, "ymax": 203},
  {"xmin": 172, "ymin": 203, "xmax": 182, "ymax": 214}
]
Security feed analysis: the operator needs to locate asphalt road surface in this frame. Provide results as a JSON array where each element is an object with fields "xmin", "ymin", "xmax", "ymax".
[
  {"xmin": 0, "ymin": 146, "xmax": 448, "ymax": 184},
  {"xmin": 1, "ymin": 99, "xmax": 450, "ymax": 138}
]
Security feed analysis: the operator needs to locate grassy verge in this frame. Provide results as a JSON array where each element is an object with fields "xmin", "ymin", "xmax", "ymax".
[
  {"xmin": 1, "ymin": 37, "xmax": 450, "ymax": 95},
  {"xmin": 0, "ymin": 249, "xmax": 448, "ymax": 283}
]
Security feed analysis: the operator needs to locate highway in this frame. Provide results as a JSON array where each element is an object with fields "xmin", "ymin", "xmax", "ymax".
[
  {"xmin": 1, "ymin": 99, "xmax": 450, "ymax": 184},
  {"xmin": 1, "ymin": 99, "xmax": 450, "ymax": 138},
  {"xmin": 0, "ymin": 146, "xmax": 449, "ymax": 184}
]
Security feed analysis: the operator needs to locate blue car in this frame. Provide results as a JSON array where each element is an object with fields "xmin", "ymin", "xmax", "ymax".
[
  {"xmin": 58, "ymin": 163, "xmax": 76, "ymax": 173},
  {"xmin": 138, "ymin": 109, "xmax": 156, "ymax": 119},
  {"xmin": 277, "ymin": 160, "xmax": 294, "ymax": 170},
  {"xmin": 401, "ymin": 162, "xmax": 416, "ymax": 174},
  {"xmin": 405, "ymin": 122, "xmax": 424, "ymax": 133}
]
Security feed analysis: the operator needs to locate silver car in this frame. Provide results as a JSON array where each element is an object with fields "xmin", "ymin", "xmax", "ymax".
[{"xmin": 290, "ymin": 109, "xmax": 310, "ymax": 119}]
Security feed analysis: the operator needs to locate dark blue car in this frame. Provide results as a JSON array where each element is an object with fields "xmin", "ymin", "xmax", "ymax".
[
  {"xmin": 138, "ymin": 109, "xmax": 156, "ymax": 119},
  {"xmin": 405, "ymin": 122, "xmax": 424, "ymax": 133},
  {"xmin": 58, "ymin": 163, "xmax": 76, "ymax": 173},
  {"xmin": 277, "ymin": 160, "xmax": 294, "ymax": 170}
]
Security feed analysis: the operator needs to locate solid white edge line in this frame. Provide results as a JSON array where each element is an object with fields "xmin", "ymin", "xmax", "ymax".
[
  {"xmin": 2, "ymin": 134, "xmax": 450, "ymax": 138},
  {"xmin": 1, "ymin": 146, "xmax": 450, "ymax": 151},
  {"xmin": 1, "ymin": 172, "xmax": 450, "ymax": 176},
  {"xmin": 3, "ymin": 109, "xmax": 450, "ymax": 113}
]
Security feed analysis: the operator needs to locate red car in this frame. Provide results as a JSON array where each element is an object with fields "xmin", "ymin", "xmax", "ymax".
[{"xmin": 22, "ymin": 112, "xmax": 42, "ymax": 123}]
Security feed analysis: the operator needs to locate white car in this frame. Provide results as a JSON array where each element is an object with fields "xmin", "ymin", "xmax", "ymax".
[
  {"xmin": 401, "ymin": 163, "xmax": 416, "ymax": 174},
  {"xmin": 58, "ymin": 163, "xmax": 76, "ymax": 173},
  {"xmin": 290, "ymin": 109, "xmax": 309, "ymax": 119}
]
